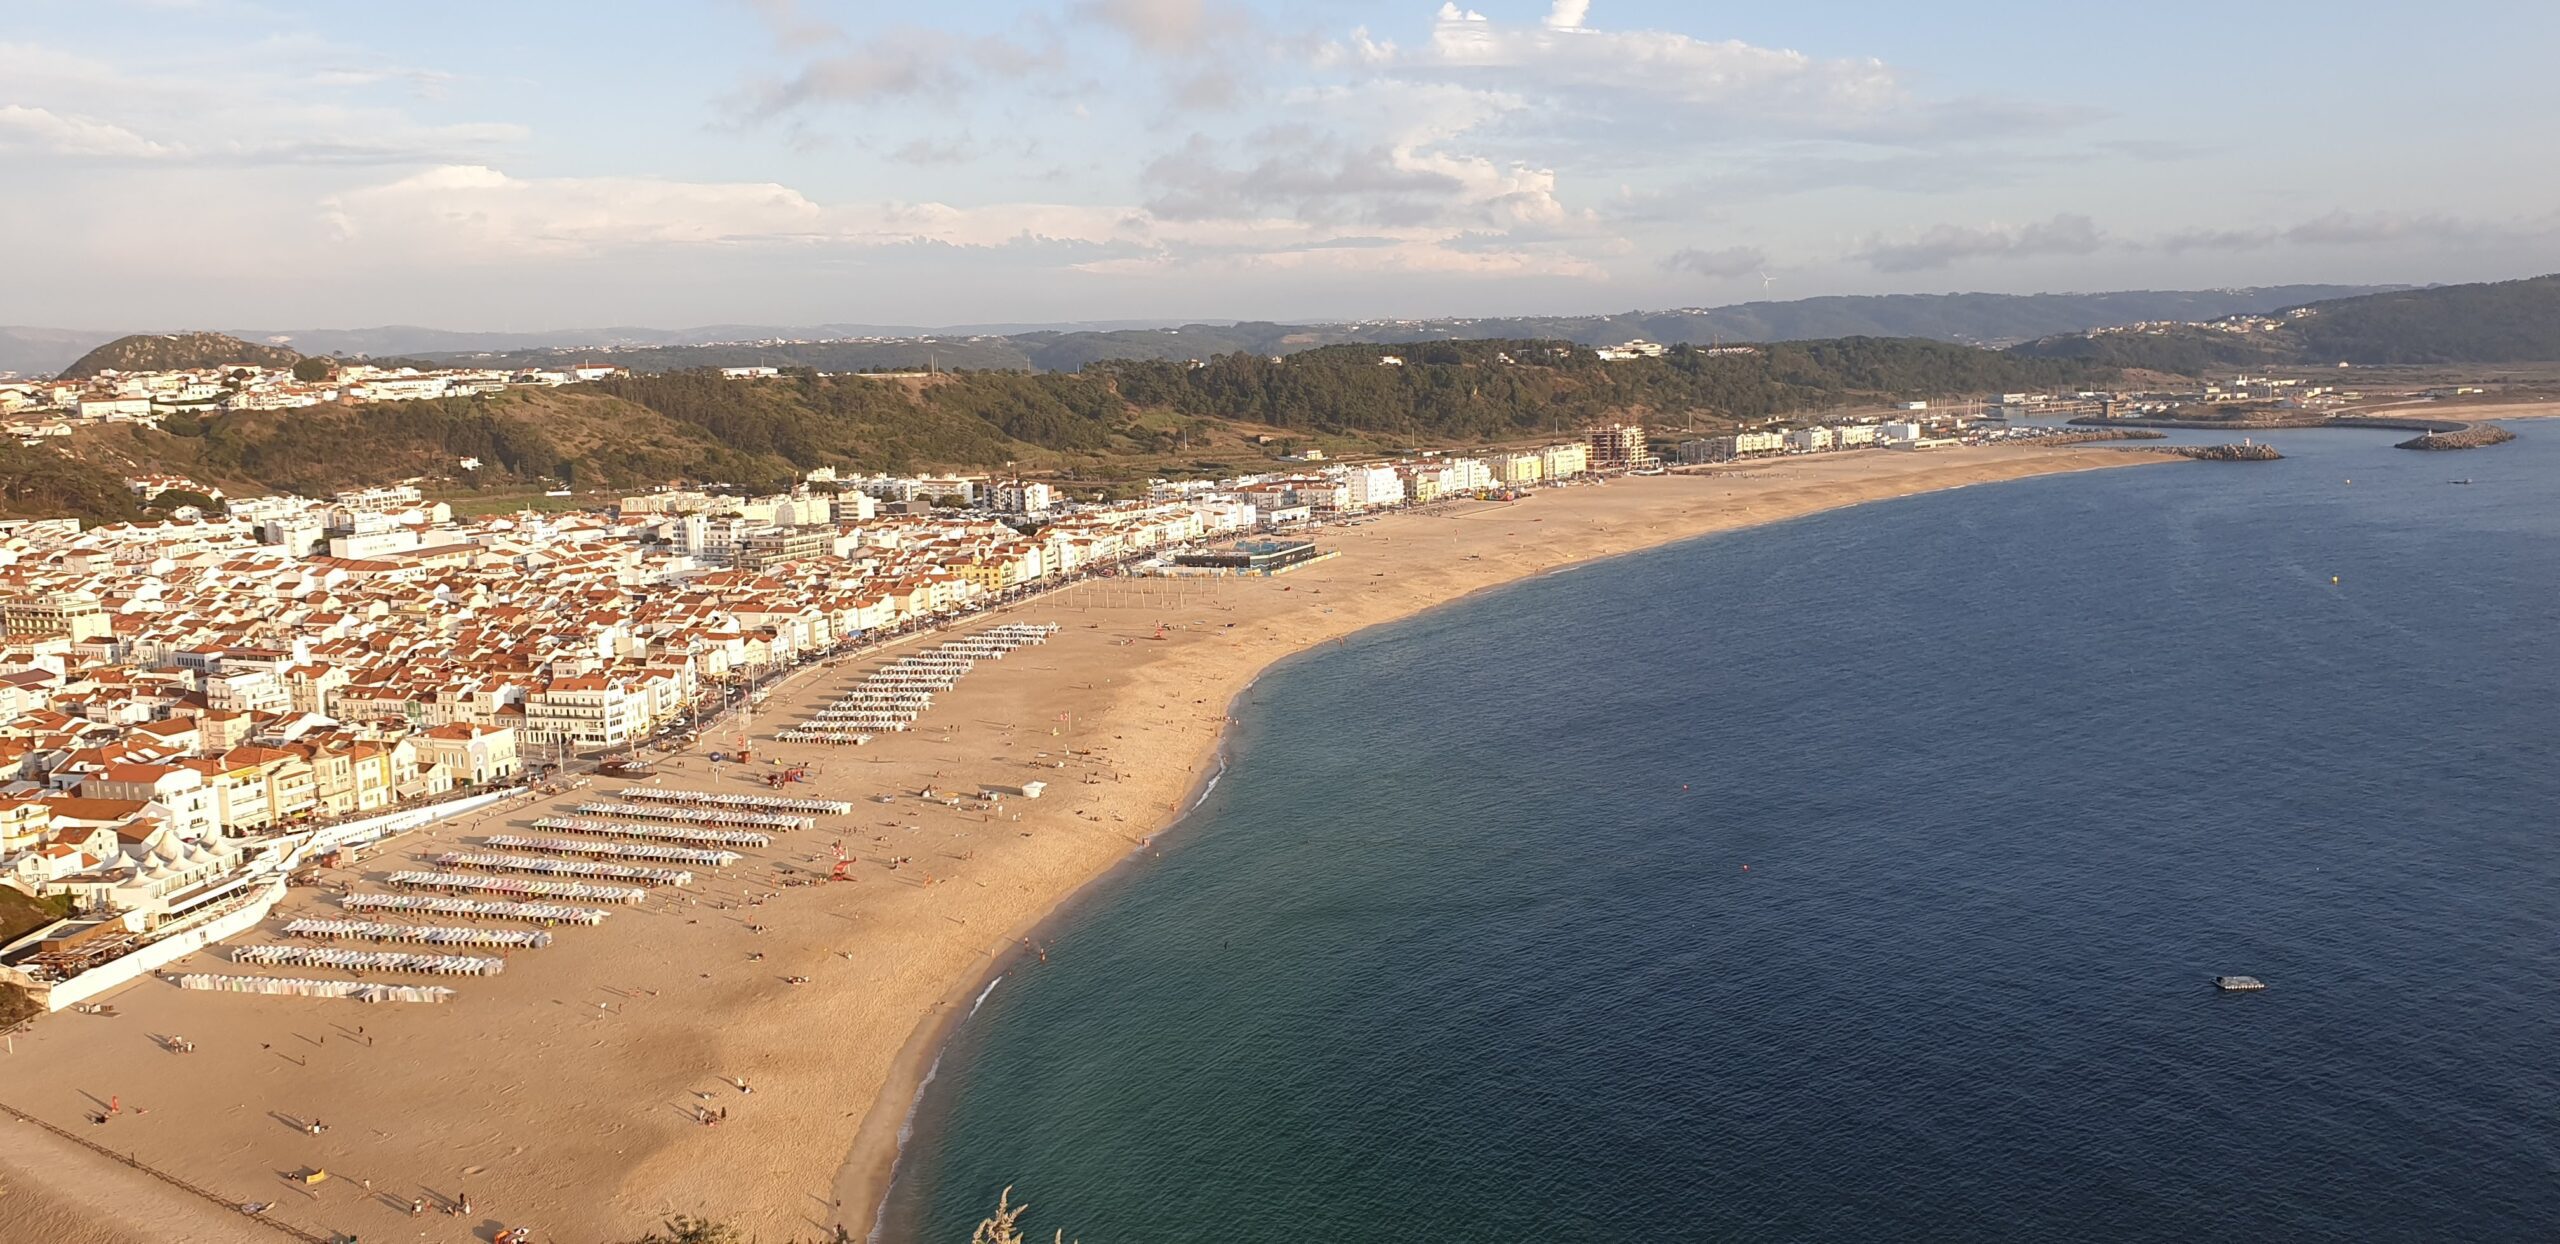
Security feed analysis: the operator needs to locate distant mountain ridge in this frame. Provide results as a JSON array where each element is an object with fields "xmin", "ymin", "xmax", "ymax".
[
  {"xmin": 56, "ymin": 332, "xmax": 302, "ymax": 380},
  {"xmin": 0, "ymin": 285, "xmax": 2395, "ymax": 377},
  {"xmin": 2011, "ymin": 274, "xmax": 2560, "ymax": 368},
  {"xmin": 388, "ymin": 286, "xmax": 2399, "ymax": 376}
]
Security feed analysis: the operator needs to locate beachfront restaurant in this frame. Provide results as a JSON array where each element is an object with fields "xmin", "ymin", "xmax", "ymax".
[{"xmin": 1170, "ymin": 539, "xmax": 1324, "ymax": 575}]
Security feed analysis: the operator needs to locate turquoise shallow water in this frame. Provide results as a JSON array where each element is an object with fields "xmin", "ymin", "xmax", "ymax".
[{"xmin": 884, "ymin": 426, "xmax": 2560, "ymax": 1243}]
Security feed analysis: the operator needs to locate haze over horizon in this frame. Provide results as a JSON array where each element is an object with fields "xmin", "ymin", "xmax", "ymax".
[{"xmin": 7, "ymin": 0, "xmax": 2558, "ymax": 330}]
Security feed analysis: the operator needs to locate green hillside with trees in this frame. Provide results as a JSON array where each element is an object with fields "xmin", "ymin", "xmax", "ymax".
[
  {"xmin": 55, "ymin": 335, "xmax": 2110, "ymax": 516},
  {"xmin": 57, "ymin": 331, "xmax": 301, "ymax": 380},
  {"xmin": 0, "ymin": 442, "xmax": 147, "ymax": 524}
]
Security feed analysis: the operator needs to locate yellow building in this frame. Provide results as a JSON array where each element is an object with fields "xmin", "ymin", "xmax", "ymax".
[
  {"xmin": 956, "ymin": 559, "xmax": 1012, "ymax": 594},
  {"xmin": 1492, "ymin": 452, "xmax": 1545, "ymax": 485},
  {"xmin": 2, "ymin": 593, "xmax": 110, "ymax": 643}
]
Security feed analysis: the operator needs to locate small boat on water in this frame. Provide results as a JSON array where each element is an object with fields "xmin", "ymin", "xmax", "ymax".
[{"xmin": 2213, "ymin": 975, "xmax": 2267, "ymax": 992}]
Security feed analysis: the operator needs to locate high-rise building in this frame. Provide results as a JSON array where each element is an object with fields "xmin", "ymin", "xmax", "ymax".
[{"xmin": 1587, "ymin": 423, "xmax": 1655, "ymax": 471}]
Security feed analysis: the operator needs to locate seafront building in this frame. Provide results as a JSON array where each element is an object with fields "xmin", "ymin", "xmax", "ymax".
[{"xmin": 0, "ymin": 430, "xmax": 1621, "ymax": 993}]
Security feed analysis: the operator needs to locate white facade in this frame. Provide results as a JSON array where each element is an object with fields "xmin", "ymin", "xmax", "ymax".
[
  {"xmin": 990, "ymin": 481, "xmax": 1057, "ymax": 514},
  {"xmin": 1345, "ymin": 466, "xmax": 1405, "ymax": 509}
]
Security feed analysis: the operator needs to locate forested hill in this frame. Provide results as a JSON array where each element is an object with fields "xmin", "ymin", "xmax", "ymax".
[
  {"xmin": 60, "ymin": 336, "xmax": 2109, "ymax": 509},
  {"xmin": 1087, "ymin": 338, "xmax": 2098, "ymax": 436},
  {"xmin": 0, "ymin": 286, "xmax": 2401, "ymax": 377},
  {"xmin": 385, "ymin": 286, "xmax": 2384, "ymax": 376},
  {"xmin": 58, "ymin": 332, "xmax": 301, "ymax": 380},
  {"xmin": 2013, "ymin": 273, "xmax": 2560, "ymax": 367}
]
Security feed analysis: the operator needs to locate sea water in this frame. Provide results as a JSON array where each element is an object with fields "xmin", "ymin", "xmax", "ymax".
[{"xmin": 884, "ymin": 425, "xmax": 2560, "ymax": 1242}]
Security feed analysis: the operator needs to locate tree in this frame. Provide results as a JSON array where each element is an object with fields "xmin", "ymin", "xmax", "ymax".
[
  {"xmin": 619, "ymin": 1216, "xmax": 742, "ymax": 1244},
  {"xmin": 147, "ymin": 488, "xmax": 226, "ymax": 515},
  {"xmin": 292, "ymin": 357, "xmax": 336, "ymax": 383}
]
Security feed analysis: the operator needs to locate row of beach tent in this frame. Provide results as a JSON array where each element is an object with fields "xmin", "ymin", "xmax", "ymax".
[
  {"xmin": 388, "ymin": 870, "xmax": 648, "ymax": 905},
  {"xmin": 341, "ymin": 893, "xmax": 610, "ymax": 926},
  {"xmin": 573, "ymin": 800, "xmax": 812, "ymax": 831},
  {"xmin": 173, "ymin": 973, "xmax": 457, "ymax": 1004},
  {"xmin": 532, "ymin": 815, "xmax": 770, "ymax": 849},
  {"xmin": 234, "ymin": 944, "xmax": 507, "ymax": 976},
  {"xmin": 437, "ymin": 851, "xmax": 694, "ymax": 888},
  {"xmin": 483, "ymin": 834, "xmax": 741, "ymax": 868},
  {"xmin": 612, "ymin": 787, "xmax": 853, "ymax": 816},
  {"xmin": 284, "ymin": 917, "xmax": 553, "ymax": 949},
  {"xmin": 777, "ymin": 728, "xmax": 875, "ymax": 745}
]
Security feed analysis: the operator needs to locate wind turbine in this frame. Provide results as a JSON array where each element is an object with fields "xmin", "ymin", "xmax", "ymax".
[{"xmin": 1758, "ymin": 271, "xmax": 1777, "ymax": 294}]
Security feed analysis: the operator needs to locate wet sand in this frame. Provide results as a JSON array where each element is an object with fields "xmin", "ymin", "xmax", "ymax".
[{"xmin": 0, "ymin": 446, "xmax": 2174, "ymax": 1244}]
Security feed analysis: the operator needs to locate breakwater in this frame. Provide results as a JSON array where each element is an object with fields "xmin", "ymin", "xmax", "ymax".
[
  {"xmin": 2040, "ymin": 429, "xmax": 2168, "ymax": 445},
  {"xmin": 2072, "ymin": 413, "xmax": 2516, "ymax": 451},
  {"xmin": 2161, "ymin": 443, "xmax": 2283, "ymax": 461},
  {"xmin": 2392, "ymin": 424, "xmax": 2517, "ymax": 450}
]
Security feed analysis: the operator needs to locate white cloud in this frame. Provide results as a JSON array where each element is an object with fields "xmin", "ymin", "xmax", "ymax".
[
  {"xmin": 1073, "ymin": 0, "xmax": 1251, "ymax": 55},
  {"xmin": 0, "ymin": 104, "xmax": 178, "ymax": 159},
  {"xmin": 319, "ymin": 165, "xmax": 1153, "ymax": 259},
  {"xmin": 734, "ymin": 0, "xmax": 847, "ymax": 48},
  {"xmin": 1405, "ymin": 5, "xmax": 1900, "ymax": 121},
  {"xmin": 1140, "ymin": 78, "xmax": 1591, "ymax": 242},
  {"xmin": 305, "ymin": 162, "xmax": 1613, "ymax": 294},
  {"xmin": 1853, "ymin": 213, "xmax": 2105, "ymax": 271},
  {"xmin": 1660, "ymin": 245, "xmax": 1767, "ymax": 279},
  {"xmin": 0, "ymin": 38, "xmax": 519, "ymax": 166}
]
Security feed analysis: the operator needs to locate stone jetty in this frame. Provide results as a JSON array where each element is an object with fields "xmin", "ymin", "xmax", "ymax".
[
  {"xmin": 2395, "ymin": 424, "xmax": 2517, "ymax": 450},
  {"xmin": 2163, "ymin": 443, "xmax": 2283, "ymax": 462}
]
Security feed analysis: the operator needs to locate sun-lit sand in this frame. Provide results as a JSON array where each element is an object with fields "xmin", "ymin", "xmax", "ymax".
[
  {"xmin": 2374, "ymin": 399, "xmax": 2560, "ymax": 422},
  {"xmin": 0, "ymin": 446, "xmax": 2174, "ymax": 1244}
]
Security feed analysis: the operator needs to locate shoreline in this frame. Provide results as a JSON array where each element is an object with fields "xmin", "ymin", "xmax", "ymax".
[
  {"xmin": 0, "ymin": 446, "xmax": 2179, "ymax": 1244},
  {"xmin": 844, "ymin": 666, "xmax": 1266, "ymax": 1244},
  {"xmin": 836, "ymin": 446, "xmax": 2181, "ymax": 1240}
]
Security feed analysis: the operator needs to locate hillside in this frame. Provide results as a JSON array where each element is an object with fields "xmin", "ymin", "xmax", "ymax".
[
  {"xmin": 0, "ymin": 441, "xmax": 148, "ymax": 525},
  {"xmin": 66, "ymin": 336, "xmax": 2110, "ymax": 502},
  {"xmin": 2014, "ymin": 274, "xmax": 2560, "ymax": 368},
  {"xmin": 57, "ymin": 332, "xmax": 301, "ymax": 380},
  {"xmin": 1, "ymin": 287, "xmax": 2398, "ymax": 378},
  {"xmin": 405, "ymin": 286, "xmax": 2387, "ymax": 376}
]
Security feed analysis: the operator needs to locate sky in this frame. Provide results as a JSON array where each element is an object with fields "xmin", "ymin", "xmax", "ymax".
[{"xmin": 5, "ymin": 0, "xmax": 2560, "ymax": 331}]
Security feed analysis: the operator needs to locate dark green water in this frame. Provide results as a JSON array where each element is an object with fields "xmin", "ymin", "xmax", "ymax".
[{"xmin": 884, "ymin": 425, "xmax": 2560, "ymax": 1242}]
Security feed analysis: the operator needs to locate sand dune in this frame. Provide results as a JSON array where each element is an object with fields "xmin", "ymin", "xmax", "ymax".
[{"xmin": 0, "ymin": 446, "xmax": 2170, "ymax": 1244}]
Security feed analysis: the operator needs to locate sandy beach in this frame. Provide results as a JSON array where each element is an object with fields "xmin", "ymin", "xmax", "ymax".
[{"xmin": 0, "ymin": 445, "xmax": 2175, "ymax": 1244}]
